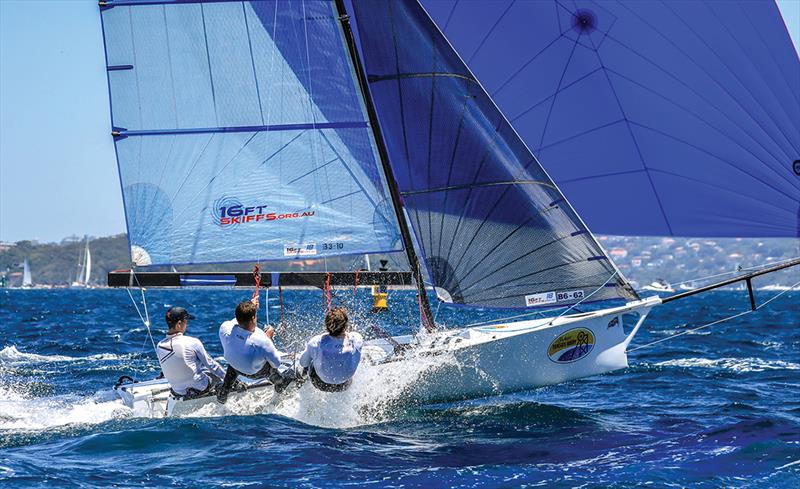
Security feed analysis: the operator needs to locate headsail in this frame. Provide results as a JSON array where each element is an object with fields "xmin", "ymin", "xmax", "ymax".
[
  {"xmin": 422, "ymin": 0, "xmax": 800, "ymax": 237},
  {"xmin": 351, "ymin": 0, "xmax": 638, "ymax": 309},
  {"xmin": 100, "ymin": 0, "xmax": 403, "ymax": 266}
]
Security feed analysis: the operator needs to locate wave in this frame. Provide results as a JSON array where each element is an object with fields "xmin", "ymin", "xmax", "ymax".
[
  {"xmin": 0, "ymin": 384, "xmax": 131, "ymax": 432},
  {"xmin": 0, "ymin": 345, "xmax": 126, "ymax": 365},
  {"xmin": 654, "ymin": 357, "xmax": 800, "ymax": 373}
]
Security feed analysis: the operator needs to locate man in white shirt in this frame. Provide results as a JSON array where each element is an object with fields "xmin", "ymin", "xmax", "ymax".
[
  {"xmin": 156, "ymin": 307, "xmax": 226, "ymax": 399},
  {"xmin": 298, "ymin": 307, "xmax": 363, "ymax": 392},
  {"xmin": 217, "ymin": 300, "xmax": 294, "ymax": 403}
]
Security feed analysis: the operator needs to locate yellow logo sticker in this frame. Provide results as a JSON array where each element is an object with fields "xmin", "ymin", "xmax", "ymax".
[{"xmin": 548, "ymin": 327, "xmax": 595, "ymax": 363}]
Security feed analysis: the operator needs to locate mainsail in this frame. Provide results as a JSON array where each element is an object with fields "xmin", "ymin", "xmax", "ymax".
[
  {"xmin": 351, "ymin": 0, "xmax": 638, "ymax": 308},
  {"xmin": 100, "ymin": 0, "xmax": 404, "ymax": 266},
  {"xmin": 421, "ymin": 0, "xmax": 800, "ymax": 237}
]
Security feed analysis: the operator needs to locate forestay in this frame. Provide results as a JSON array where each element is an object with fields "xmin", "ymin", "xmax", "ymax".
[
  {"xmin": 100, "ymin": 0, "xmax": 403, "ymax": 266},
  {"xmin": 351, "ymin": 0, "xmax": 638, "ymax": 309},
  {"xmin": 422, "ymin": 0, "xmax": 800, "ymax": 237}
]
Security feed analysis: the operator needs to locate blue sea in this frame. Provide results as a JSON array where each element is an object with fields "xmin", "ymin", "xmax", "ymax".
[{"xmin": 0, "ymin": 288, "xmax": 798, "ymax": 488}]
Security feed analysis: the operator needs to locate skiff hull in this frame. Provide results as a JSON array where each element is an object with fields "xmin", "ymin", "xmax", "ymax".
[{"xmin": 113, "ymin": 298, "xmax": 659, "ymax": 417}]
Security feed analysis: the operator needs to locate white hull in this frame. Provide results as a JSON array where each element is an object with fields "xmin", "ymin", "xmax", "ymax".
[{"xmin": 114, "ymin": 297, "xmax": 659, "ymax": 417}]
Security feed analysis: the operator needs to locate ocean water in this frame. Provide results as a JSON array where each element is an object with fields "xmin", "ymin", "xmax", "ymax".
[{"xmin": 0, "ymin": 288, "xmax": 798, "ymax": 488}]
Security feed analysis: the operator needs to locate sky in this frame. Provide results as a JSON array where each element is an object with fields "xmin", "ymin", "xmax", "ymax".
[{"xmin": 1, "ymin": 0, "xmax": 799, "ymax": 243}]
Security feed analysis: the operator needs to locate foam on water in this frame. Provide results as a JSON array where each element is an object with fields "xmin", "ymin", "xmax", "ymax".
[
  {"xmin": 166, "ymin": 346, "xmax": 463, "ymax": 429},
  {"xmin": 0, "ymin": 383, "xmax": 131, "ymax": 432},
  {"xmin": 655, "ymin": 357, "xmax": 800, "ymax": 372},
  {"xmin": 0, "ymin": 345, "xmax": 125, "ymax": 364},
  {"xmin": 0, "ymin": 342, "xmax": 462, "ymax": 431}
]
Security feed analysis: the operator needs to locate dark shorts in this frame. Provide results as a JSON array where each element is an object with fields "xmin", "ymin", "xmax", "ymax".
[
  {"xmin": 216, "ymin": 362, "xmax": 296, "ymax": 403},
  {"xmin": 171, "ymin": 372, "xmax": 221, "ymax": 400},
  {"xmin": 309, "ymin": 366, "xmax": 352, "ymax": 393}
]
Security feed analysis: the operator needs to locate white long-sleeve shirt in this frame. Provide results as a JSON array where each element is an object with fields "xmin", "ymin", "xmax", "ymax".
[
  {"xmin": 156, "ymin": 333, "xmax": 226, "ymax": 395},
  {"xmin": 219, "ymin": 319, "xmax": 282, "ymax": 376},
  {"xmin": 298, "ymin": 332, "xmax": 363, "ymax": 385}
]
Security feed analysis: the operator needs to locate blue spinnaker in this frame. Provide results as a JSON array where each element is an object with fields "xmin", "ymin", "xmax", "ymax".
[
  {"xmin": 101, "ymin": 0, "xmax": 402, "ymax": 265},
  {"xmin": 352, "ymin": 0, "xmax": 638, "ymax": 308},
  {"xmin": 421, "ymin": 0, "xmax": 800, "ymax": 237}
]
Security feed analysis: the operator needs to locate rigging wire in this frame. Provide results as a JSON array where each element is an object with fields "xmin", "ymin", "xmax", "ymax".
[
  {"xmin": 546, "ymin": 271, "xmax": 619, "ymax": 326},
  {"xmin": 665, "ymin": 255, "xmax": 800, "ymax": 288},
  {"xmin": 463, "ymin": 305, "xmax": 571, "ymax": 328},
  {"xmin": 628, "ymin": 278, "xmax": 800, "ymax": 353},
  {"xmin": 462, "ymin": 271, "xmax": 619, "ymax": 329},
  {"xmin": 125, "ymin": 283, "xmax": 157, "ymax": 357}
]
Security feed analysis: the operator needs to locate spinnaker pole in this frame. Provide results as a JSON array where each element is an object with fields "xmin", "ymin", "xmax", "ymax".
[
  {"xmin": 335, "ymin": 0, "xmax": 435, "ymax": 332},
  {"xmin": 661, "ymin": 257, "xmax": 800, "ymax": 310}
]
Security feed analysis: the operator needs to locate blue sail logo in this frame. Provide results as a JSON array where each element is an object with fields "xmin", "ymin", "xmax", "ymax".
[{"xmin": 212, "ymin": 196, "xmax": 314, "ymax": 227}]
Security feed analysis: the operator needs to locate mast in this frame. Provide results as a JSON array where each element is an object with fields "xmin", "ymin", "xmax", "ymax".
[{"xmin": 335, "ymin": 0, "xmax": 435, "ymax": 332}]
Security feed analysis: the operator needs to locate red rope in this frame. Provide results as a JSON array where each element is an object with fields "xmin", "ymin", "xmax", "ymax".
[
  {"xmin": 418, "ymin": 291, "xmax": 433, "ymax": 332},
  {"xmin": 324, "ymin": 272, "xmax": 332, "ymax": 311},
  {"xmin": 278, "ymin": 284, "xmax": 285, "ymax": 331},
  {"xmin": 252, "ymin": 264, "xmax": 261, "ymax": 305}
]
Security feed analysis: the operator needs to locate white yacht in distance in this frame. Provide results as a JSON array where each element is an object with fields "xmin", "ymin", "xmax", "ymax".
[
  {"xmin": 21, "ymin": 259, "xmax": 33, "ymax": 289},
  {"xmin": 641, "ymin": 279, "xmax": 675, "ymax": 294},
  {"xmin": 70, "ymin": 237, "xmax": 92, "ymax": 288}
]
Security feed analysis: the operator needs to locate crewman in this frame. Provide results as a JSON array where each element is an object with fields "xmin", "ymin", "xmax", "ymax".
[
  {"xmin": 156, "ymin": 306, "xmax": 226, "ymax": 400},
  {"xmin": 217, "ymin": 299, "xmax": 295, "ymax": 403},
  {"xmin": 297, "ymin": 307, "xmax": 363, "ymax": 392}
]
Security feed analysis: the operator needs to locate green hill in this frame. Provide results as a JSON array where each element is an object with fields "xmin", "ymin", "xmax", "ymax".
[
  {"xmin": 1, "ymin": 233, "xmax": 796, "ymax": 288},
  {"xmin": 0, "ymin": 235, "xmax": 130, "ymax": 286}
]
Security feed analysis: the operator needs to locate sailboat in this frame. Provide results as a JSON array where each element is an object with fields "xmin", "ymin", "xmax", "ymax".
[
  {"xmin": 71, "ymin": 237, "xmax": 92, "ymax": 288},
  {"xmin": 21, "ymin": 259, "xmax": 33, "ymax": 289},
  {"xmin": 96, "ymin": 0, "xmax": 798, "ymax": 417}
]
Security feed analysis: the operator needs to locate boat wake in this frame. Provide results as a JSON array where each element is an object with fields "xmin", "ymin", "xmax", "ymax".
[
  {"xmin": 0, "ymin": 384, "xmax": 131, "ymax": 432},
  {"xmin": 654, "ymin": 357, "xmax": 800, "ymax": 373}
]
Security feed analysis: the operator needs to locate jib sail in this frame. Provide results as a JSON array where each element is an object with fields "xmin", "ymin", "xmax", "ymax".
[{"xmin": 100, "ymin": 0, "xmax": 403, "ymax": 266}]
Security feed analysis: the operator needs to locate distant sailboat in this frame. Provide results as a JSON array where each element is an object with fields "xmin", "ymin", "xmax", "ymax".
[
  {"xmin": 21, "ymin": 259, "xmax": 32, "ymax": 288},
  {"xmin": 71, "ymin": 238, "xmax": 92, "ymax": 288}
]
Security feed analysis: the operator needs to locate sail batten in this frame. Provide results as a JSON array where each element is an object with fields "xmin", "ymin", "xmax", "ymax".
[
  {"xmin": 113, "ymin": 121, "xmax": 370, "ymax": 137},
  {"xmin": 352, "ymin": 0, "xmax": 637, "ymax": 309},
  {"xmin": 101, "ymin": 0, "xmax": 405, "ymax": 266}
]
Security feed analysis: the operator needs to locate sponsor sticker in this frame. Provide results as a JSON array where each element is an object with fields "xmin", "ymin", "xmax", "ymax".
[
  {"xmin": 525, "ymin": 291, "xmax": 556, "ymax": 306},
  {"xmin": 284, "ymin": 243, "xmax": 317, "ymax": 256},
  {"xmin": 547, "ymin": 327, "xmax": 595, "ymax": 363},
  {"xmin": 524, "ymin": 289, "xmax": 585, "ymax": 307}
]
